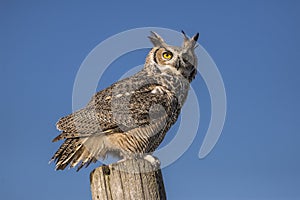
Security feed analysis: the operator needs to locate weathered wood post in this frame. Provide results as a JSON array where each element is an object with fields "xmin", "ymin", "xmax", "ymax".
[{"xmin": 90, "ymin": 158, "xmax": 166, "ymax": 200}]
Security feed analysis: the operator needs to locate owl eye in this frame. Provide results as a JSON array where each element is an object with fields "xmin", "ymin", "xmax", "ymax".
[{"xmin": 162, "ymin": 51, "xmax": 173, "ymax": 60}]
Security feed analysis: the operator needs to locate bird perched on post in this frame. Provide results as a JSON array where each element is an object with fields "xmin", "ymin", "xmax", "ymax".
[{"xmin": 50, "ymin": 31, "xmax": 199, "ymax": 171}]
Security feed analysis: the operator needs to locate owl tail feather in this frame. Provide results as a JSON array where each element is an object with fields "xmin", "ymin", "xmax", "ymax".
[{"xmin": 50, "ymin": 135, "xmax": 107, "ymax": 171}]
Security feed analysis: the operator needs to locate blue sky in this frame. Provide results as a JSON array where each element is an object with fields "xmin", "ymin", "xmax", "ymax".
[{"xmin": 1, "ymin": 1, "xmax": 299, "ymax": 199}]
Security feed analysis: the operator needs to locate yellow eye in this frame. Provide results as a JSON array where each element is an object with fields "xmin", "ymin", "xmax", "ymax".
[{"xmin": 162, "ymin": 51, "xmax": 173, "ymax": 60}]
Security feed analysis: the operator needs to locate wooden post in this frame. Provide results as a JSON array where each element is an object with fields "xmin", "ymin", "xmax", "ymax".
[{"xmin": 90, "ymin": 158, "xmax": 166, "ymax": 200}]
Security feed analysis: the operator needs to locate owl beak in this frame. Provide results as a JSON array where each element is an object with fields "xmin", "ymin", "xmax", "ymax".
[
  {"xmin": 176, "ymin": 55, "xmax": 196, "ymax": 82},
  {"xmin": 175, "ymin": 57, "xmax": 183, "ymax": 70},
  {"xmin": 176, "ymin": 55, "xmax": 194, "ymax": 71},
  {"xmin": 182, "ymin": 53, "xmax": 192, "ymax": 65}
]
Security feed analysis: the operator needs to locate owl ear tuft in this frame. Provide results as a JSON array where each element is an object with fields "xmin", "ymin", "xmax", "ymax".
[
  {"xmin": 182, "ymin": 31, "xmax": 199, "ymax": 49},
  {"xmin": 148, "ymin": 31, "xmax": 167, "ymax": 47},
  {"xmin": 192, "ymin": 33, "xmax": 199, "ymax": 42},
  {"xmin": 181, "ymin": 30, "xmax": 189, "ymax": 44}
]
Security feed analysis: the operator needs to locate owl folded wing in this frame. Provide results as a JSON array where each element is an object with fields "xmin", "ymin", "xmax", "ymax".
[{"xmin": 53, "ymin": 83, "xmax": 178, "ymax": 142}]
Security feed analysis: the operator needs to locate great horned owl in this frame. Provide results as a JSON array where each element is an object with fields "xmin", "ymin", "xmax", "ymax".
[{"xmin": 50, "ymin": 31, "xmax": 199, "ymax": 171}]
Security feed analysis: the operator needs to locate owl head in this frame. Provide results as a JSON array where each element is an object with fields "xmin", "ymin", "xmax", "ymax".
[{"xmin": 146, "ymin": 31, "xmax": 199, "ymax": 82}]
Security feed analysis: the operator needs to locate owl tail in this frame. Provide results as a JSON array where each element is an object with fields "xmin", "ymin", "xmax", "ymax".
[{"xmin": 50, "ymin": 135, "xmax": 107, "ymax": 171}]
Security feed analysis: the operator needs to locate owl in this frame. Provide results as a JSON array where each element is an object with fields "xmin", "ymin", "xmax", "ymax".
[{"xmin": 50, "ymin": 31, "xmax": 199, "ymax": 171}]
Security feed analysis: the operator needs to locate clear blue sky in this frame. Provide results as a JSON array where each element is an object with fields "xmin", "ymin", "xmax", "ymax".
[{"xmin": 1, "ymin": 1, "xmax": 299, "ymax": 199}]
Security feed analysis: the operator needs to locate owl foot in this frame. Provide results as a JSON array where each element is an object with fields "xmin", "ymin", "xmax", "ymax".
[{"xmin": 143, "ymin": 154, "xmax": 161, "ymax": 168}]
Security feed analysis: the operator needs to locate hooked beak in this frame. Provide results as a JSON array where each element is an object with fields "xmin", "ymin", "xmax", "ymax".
[{"xmin": 175, "ymin": 54, "xmax": 195, "ymax": 71}]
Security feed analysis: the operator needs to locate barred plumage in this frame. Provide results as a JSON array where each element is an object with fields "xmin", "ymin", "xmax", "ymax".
[{"xmin": 50, "ymin": 31, "xmax": 199, "ymax": 171}]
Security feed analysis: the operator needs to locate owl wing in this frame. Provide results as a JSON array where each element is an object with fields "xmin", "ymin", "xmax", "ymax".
[
  {"xmin": 53, "ymin": 82, "xmax": 178, "ymax": 142},
  {"xmin": 51, "ymin": 81, "xmax": 179, "ymax": 171}
]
